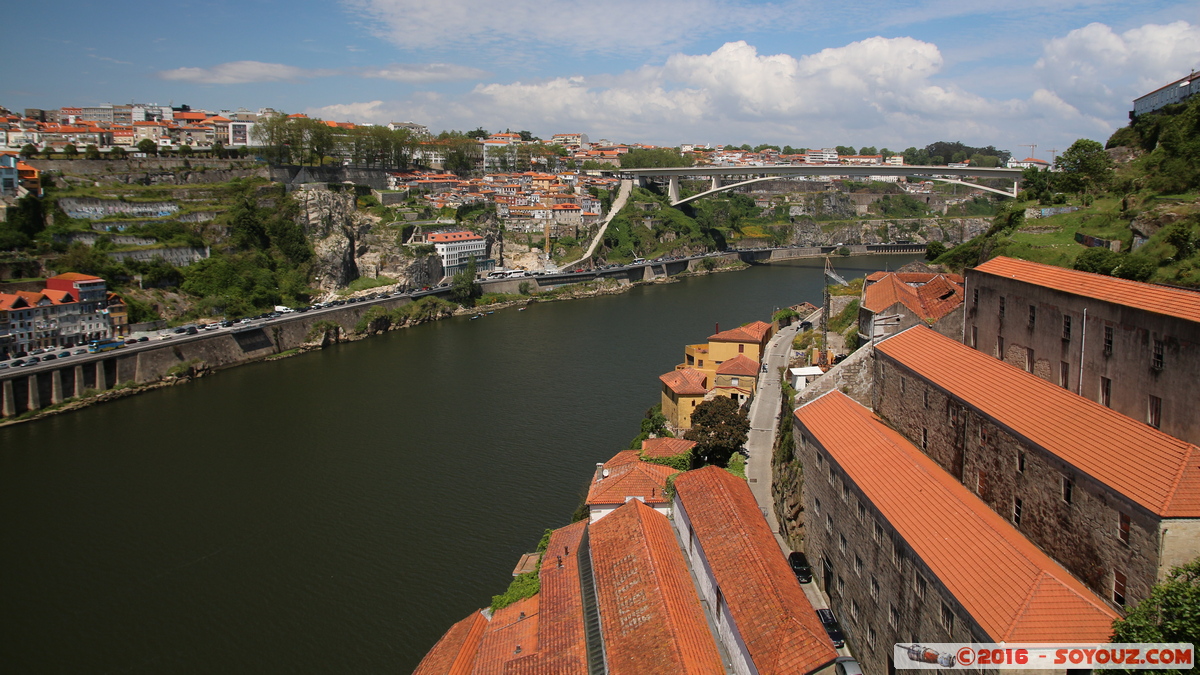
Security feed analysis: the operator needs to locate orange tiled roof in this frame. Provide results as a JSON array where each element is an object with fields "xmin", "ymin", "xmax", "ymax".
[
  {"xmin": 427, "ymin": 231, "xmax": 484, "ymax": 243},
  {"xmin": 15, "ymin": 291, "xmax": 46, "ymax": 305},
  {"xmin": 794, "ymin": 391, "xmax": 1120, "ymax": 640},
  {"xmin": 505, "ymin": 521, "xmax": 589, "ymax": 675},
  {"xmin": 590, "ymin": 501, "xmax": 724, "ymax": 675},
  {"xmin": 587, "ymin": 453, "xmax": 677, "ymax": 506},
  {"xmin": 413, "ymin": 610, "xmax": 487, "ymax": 675},
  {"xmin": 641, "ymin": 437, "xmax": 697, "ymax": 459},
  {"xmin": 470, "ymin": 595, "xmax": 540, "ymax": 675},
  {"xmin": 0, "ymin": 293, "xmax": 30, "ymax": 311},
  {"xmin": 41, "ymin": 288, "xmax": 76, "ymax": 305},
  {"xmin": 863, "ymin": 272, "xmax": 963, "ymax": 322},
  {"xmin": 974, "ymin": 256, "xmax": 1200, "ymax": 324},
  {"xmin": 48, "ymin": 272, "xmax": 103, "ymax": 282},
  {"xmin": 865, "ymin": 271, "xmax": 964, "ymax": 284},
  {"xmin": 875, "ymin": 326, "xmax": 1200, "ymax": 517},
  {"xmin": 674, "ymin": 467, "xmax": 838, "ymax": 674},
  {"xmin": 660, "ymin": 369, "xmax": 708, "ymax": 396},
  {"xmin": 716, "ymin": 354, "xmax": 760, "ymax": 376},
  {"xmin": 709, "ymin": 320, "xmax": 771, "ymax": 343}
]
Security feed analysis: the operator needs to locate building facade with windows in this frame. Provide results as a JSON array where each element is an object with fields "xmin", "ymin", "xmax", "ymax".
[
  {"xmin": 964, "ymin": 256, "xmax": 1200, "ymax": 445},
  {"xmin": 873, "ymin": 325, "xmax": 1200, "ymax": 612},
  {"xmin": 426, "ymin": 231, "xmax": 492, "ymax": 277},
  {"xmin": 793, "ymin": 391, "xmax": 1119, "ymax": 675}
]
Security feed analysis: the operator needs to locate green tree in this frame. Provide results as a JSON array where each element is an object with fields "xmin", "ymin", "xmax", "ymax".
[
  {"xmin": 684, "ymin": 396, "xmax": 750, "ymax": 468},
  {"xmin": 62, "ymin": 144, "xmax": 78, "ymax": 158},
  {"xmin": 465, "ymin": 127, "xmax": 489, "ymax": 140},
  {"xmin": 20, "ymin": 144, "xmax": 37, "ymax": 159},
  {"xmin": 835, "ymin": 145, "xmax": 856, "ymax": 156},
  {"xmin": 1114, "ymin": 255, "xmax": 1155, "ymax": 281},
  {"xmin": 137, "ymin": 139, "xmax": 158, "ymax": 156},
  {"xmin": 109, "ymin": 145, "xmax": 126, "ymax": 159},
  {"xmin": 41, "ymin": 146, "xmax": 56, "ymax": 159},
  {"xmin": 1073, "ymin": 247, "xmax": 1122, "ymax": 275},
  {"xmin": 1110, "ymin": 557, "xmax": 1200, "ymax": 673},
  {"xmin": 178, "ymin": 144, "xmax": 193, "ymax": 157},
  {"xmin": 450, "ymin": 256, "xmax": 482, "ymax": 306},
  {"xmin": 84, "ymin": 144, "xmax": 101, "ymax": 160},
  {"xmin": 8, "ymin": 195, "xmax": 45, "ymax": 239},
  {"xmin": 211, "ymin": 141, "xmax": 225, "ymax": 159},
  {"xmin": 1056, "ymin": 138, "xmax": 1111, "ymax": 196},
  {"xmin": 1164, "ymin": 223, "xmax": 1196, "ymax": 262},
  {"xmin": 858, "ymin": 146, "xmax": 877, "ymax": 156},
  {"xmin": 925, "ymin": 241, "xmax": 946, "ymax": 261}
]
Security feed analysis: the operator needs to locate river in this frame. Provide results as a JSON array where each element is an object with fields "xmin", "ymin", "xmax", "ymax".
[{"xmin": 0, "ymin": 255, "xmax": 919, "ymax": 673}]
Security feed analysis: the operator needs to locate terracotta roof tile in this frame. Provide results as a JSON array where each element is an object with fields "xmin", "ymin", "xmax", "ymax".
[
  {"xmin": 794, "ymin": 391, "xmax": 1119, "ymax": 640},
  {"xmin": 0, "ymin": 293, "xmax": 30, "ymax": 310},
  {"xmin": 715, "ymin": 354, "xmax": 760, "ymax": 376},
  {"xmin": 470, "ymin": 595, "xmax": 540, "ymax": 675},
  {"xmin": 876, "ymin": 326, "xmax": 1200, "ymax": 517},
  {"xmin": 973, "ymin": 256, "xmax": 1200, "ymax": 324},
  {"xmin": 709, "ymin": 320, "xmax": 772, "ymax": 343},
  {"xmin": 506, "ymin": 521, "xmax": 589, "ymax": 675},
  {"xmin": 413, "ymin": 610, "xmax": 487, "ymax": 675},
  {"xmin": 590, "ymin": 501, "xmax": 724, "ymax": 675},
  {"xmin": 587, "ymin": 454, "xmax": 678, "ymax": 506},
  {"xmin": 863, "ymin": 272, "xmax": 963, "ymax": 322},
  {"xmin": 660, "ymin": 369, "xmax": 708, "ymax": 396},
  {"xmin": 48, "ymin": 272, "xmax": 103, "ymax": 282},
  {"xmin": 41, "ymin": 288, "xmax": 75, "ymax": 304},
  {"xmin": 674, "ymin": 467, "xmax": 838, "ymax": 674},
  {"xmin": 640, "ymin": 437, "xmax": 697, "ymax": 459}
]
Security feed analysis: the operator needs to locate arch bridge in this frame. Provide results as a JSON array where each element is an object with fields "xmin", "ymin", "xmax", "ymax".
[{"xmin": 621, "ymin": 165, "xmax": 1022, "ymax": 206}]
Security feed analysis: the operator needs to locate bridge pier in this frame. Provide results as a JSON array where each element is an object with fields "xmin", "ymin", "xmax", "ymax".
[
  {"xmin": 27, "ymin": 374, "xmax": 40, "ymax": 411},
  {"xmin": 2, "ymin": 378, "xmax": 14, "ymax": 417},
  {"xmin": 74, "ymin": 365, "xmax": 85, "ymax": 397},
  {"xmin": 710, "ymin": 176, "xmax": 722, "ymax": 191},
  {"xmin": 51, "ymin": 370, "xmax": 63, "ymax": 405},
  {"xmin": 668, "ymin": 176, "xmax": 680, "ymax": 204},
  {"xmin": 95, "ymin": 361, "xmax": 107, "ymax": 391}
]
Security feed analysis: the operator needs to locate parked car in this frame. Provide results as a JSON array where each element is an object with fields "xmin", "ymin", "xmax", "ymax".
[
  {"xmin": 185, "ymin": 326, "xmax": 199, "ymax": 335},
  {"xmin": 125, "ymin": 339, "xmax": 138, "ymax": 345},
  {"xmin": 834, "ymin": 657, "xmax": 864, "ymax": 675},
  {"xmin": 0, "ymin": 362, "xmax": 9, "ymax": 370},
  {"xmin": 137, "ymin": 337, "xmax": 149, "ymax": 342},
  {"xmin": 58, "ymin": 351, "xmax": 71, "ymax": 358},
  {"xmin": 787, "ymin": 551, "xmax": 812, "ymax": 584},
  {"xmin": 816, "ymin": 609, "xmax": 846, "ymax": 648},
  {"xmin": 42, "ymin": 354, "xmax": 57, "ymax": 361},
  {"xmin": 27, "ymin": 356, "xmax": 41, "ymax": 364},
  {"xmin": 73, "ymin": 348, "xmax": 87, "ymax": 354},
  {"xmin": 9, "ymin": 359, "xmax": 24, "ymax": 368}
]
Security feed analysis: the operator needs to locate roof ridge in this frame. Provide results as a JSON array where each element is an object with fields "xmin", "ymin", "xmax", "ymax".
[{"xmin": 1002, "ymin": 572, "xmax": 1046, "ymax": 641}]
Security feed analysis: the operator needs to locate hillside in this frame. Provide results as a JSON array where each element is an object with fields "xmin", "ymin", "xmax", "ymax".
[{"xmin": 933, "ymin": 95, "xmax": 1200, "ymax": 286}]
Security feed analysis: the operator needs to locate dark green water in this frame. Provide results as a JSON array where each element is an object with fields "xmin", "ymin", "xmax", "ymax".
[{"xmin": 0, "ymin": 255, "xmax": 918, "ymax": 673}]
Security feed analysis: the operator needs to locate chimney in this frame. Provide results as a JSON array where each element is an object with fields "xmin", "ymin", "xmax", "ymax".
[{"xmin": 715, "ymin": 322, "xmax": 719, "ymax": 334}]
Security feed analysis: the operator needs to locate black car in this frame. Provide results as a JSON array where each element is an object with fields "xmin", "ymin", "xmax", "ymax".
[
  {"xmin": 787, "ymin": 551, "xmax": 813, "ymax": 584},
  {"xmin": 816, "ymin": 608, "xmax": 846, "ymax": 648},
  {"xmin": 42, "ymin": 354, "xmax": 57, "ymax": 361},
  {"xmin": 137, "ymin": 336, "xmax": 149, "ymax": 342}
]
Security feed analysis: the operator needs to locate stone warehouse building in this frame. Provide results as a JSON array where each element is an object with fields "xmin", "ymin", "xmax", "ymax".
[
  {"xmin": 856, "ymin": 271, "xmax": 964, "ymax": 344},
  {"xmin": 873, "ymin": 326, "xmax": 1200, "ymax": 611},
  {"xmin": 793, "ymin": 391, "xmax": 1119, "ymax": 675},
  {"xmin": 963, "ymin": 256, "xmax": 1200, "ymax": 445}
]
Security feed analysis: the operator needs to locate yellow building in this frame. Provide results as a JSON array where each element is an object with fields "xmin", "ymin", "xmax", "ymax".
[
  {"xmin": 711, "ymin": 354, "xmax": 759, "ymax": 405},
  {"xmin": 677, "ymin": 320, "xmax": 773, "ymax": 381},
  {"xmin": 659, "ymin": 368, "xmax": 708, "ymax": 431}
]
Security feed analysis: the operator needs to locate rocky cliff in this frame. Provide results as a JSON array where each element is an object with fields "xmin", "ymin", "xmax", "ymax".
[{"xmin": 293, "ymin": 186, "xmax": 441, "ymax": 293}]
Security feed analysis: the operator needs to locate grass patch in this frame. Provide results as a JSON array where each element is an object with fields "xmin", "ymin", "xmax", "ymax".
[
  {"xmin": 726, "ymin": 452, "xmax": 747, "ymax": 478},
  {"xmin": 340, "ymin": 276, "xmax": 396, "ymax": 295}
]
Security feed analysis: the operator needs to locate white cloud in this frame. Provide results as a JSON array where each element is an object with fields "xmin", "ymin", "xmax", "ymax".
[
  {"xmin": 359, "ymin": 63, "xmax": 487, "ymax": 83},
  {"xmin": 1036, "ymin": 20, "xmax": 1200, "ymax": 119},
  {"xmin": 342, "ymin": 0, "xmax": 777, "ymax": 54},
  {"xmin": 156, "ymin": 61, "xmax": 338, "ymax": 85},
  {"xmin": 306, "ymin": 21, "xmax": 1195, "ymax": 151}
]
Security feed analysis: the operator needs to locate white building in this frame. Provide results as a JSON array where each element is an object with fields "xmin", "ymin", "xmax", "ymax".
[
  {"xmin": 805, "ymin": 148, "xmax": 839, "ymax": 164},
  {"xmin": 426, "ymin": 231, "xmax": 491, "ymax": 276},
  {"xmin": 1133, "ymin": 69, "xmax": 1200, "ymax": 116}
]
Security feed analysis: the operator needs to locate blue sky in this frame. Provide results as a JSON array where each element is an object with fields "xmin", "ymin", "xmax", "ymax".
[{"xmin": 6, "ymin": 0, "xmax": 1199, "ymax": 158}]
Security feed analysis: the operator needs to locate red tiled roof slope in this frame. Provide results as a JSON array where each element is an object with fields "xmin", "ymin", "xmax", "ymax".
[
  {"xmin": 709, "ymin": 320, "xmax": 771, "ymax": 343},
  {"xmin": 863, "ymin": 273, "xmax": 963, "ymax": 322},
  {"xmin": 716, "ymin": 354, "xmax": 760, "ymax": 376},
  {"xmin": 674, "ymin": 467, "xmax": 838, "ymax": 674},
  {"xmin": 974, "ymin": 256, "xmax": 1200, "ymax": 324},
  {"xmin": 641, "ymin": 437, "xmax": 697, "ymax": 459},
  {"xmin": 876, "ymin": 326, "xmax": 1200, "ymax": 517},
  {"xmin": 590, "ymin": 501, "xmax": 724, "ymax": 675},
  {"xmin": 660, "ymin": 369, "xmax": 707, "ymax": 396},
  {"xmin": 470, "ymin": 595, "xmax": 540, "ymax": 675},
  {"xmin": 48, "ymin": 272, "xmax": 103, "ymax": 281},
  {"xmin": 794, "ymin": 391, "xmax": 1119, "ymax": 640},
  {"xmin": 507, "ymin": 521, "xmax": 588, "ymax": 675},
  {"xmin": 587, "ymin": 454, "xmax": 677, "ymax": 506},
  {"xmin": 413, "ymin": 610, "xmax": 487, "ymax": 675}
]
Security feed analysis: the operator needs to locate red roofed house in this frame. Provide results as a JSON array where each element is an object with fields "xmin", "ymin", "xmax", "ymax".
[
  {"xmin": 425, "ymin": 231, "xmax": 493, "ymax": 277},
  {"xmin": 659, "ymin": 368, "xmax": 708, "ymax": 430},
  {"xmin": 640, "ymin": 437, "xmax": 697, "ymax": 469},
  {"xmin": 589, "ymin": 500, "xmax": 724, "ymax": 675},
  {"xmin": 793, "ymin": 390, "xmax": 1119, "ymax": 674},
  {"xmin": 965, "ymin": 255, "xmax": 1200, "ymax": 445},
  {"xmin": 585, "ymin": 450, "xmax": 679, "ymax": 522},
  {"xmin": 857, "ymin": 271, "xmax": 964, "ymax": 343},
  {"xmin": 680, "ymin": 320, "xmax": 774, "ymax": 383},
  {"xmin": 712, "ymin": 353, "xmax": 760, "ymax": 404},
  {"xmin": 673, "ymin": 466, "xmax": 840, "ymax": 675},
  {"xmin": 874, "ymin": 324, "xmax": 1200, "ymax": 611}
]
